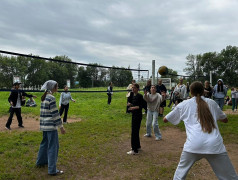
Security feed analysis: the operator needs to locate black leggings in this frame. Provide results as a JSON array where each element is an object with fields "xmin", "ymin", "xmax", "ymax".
[
  {"xmin": 60, "ymin": 104, "xmax": 69, "ymax": 122},
  {"xmin": 131, "ymin": 114, "xmax": 142, "ymax": 153}
]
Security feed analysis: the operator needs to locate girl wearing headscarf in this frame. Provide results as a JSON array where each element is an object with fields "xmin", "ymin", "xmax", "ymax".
[
  {"xmin": 213, "ymin": 79, "xmax": 227, "ymax": 110},
  {"xmin": 164, "ymin": 82, "xmax": 238, "ymax": 180},
  {"xmin": 36, "ymin": 80, "xmax": 66, "ymax": 176}
]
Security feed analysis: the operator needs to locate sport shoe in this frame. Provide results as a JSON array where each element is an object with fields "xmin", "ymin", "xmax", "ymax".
[
  {"xmin": 127, "ymin": 150, "xmax": 138, "ymax": 155},
  {"xmin": 18, "ymin": 125, "xmax": 24, "ymax": 128},
  {"xmin": 155, "ymin": 137, "xmax": 162, "ymax": 141},
  {"xmin": 49, "ymin": 170, "xmax": 64, "ymax": 176},
  {"xmin": 144, "ymin": 134, "xmax": 151, "ymax": 137},
  {"xmin": 5, "ymin": 126, "xmax": 11, "ymax": 130}
]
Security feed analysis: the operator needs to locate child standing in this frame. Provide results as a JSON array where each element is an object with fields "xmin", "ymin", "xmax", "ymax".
[{"xmin": 36, "ymin": 80, "xmax": 66, "ymax": 176}]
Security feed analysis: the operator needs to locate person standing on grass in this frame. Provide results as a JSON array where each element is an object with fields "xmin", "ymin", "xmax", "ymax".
[
  {"xmin": 5, "ymin": 82, "xmax": 37, "ymax": 130},
  {"xmin": 156, "ymin": 79, "xmax": 167, "ymax": 117},
  {"xmin": 213, "ymin": 79, "xmax": 227, "ymax": 110},
  {"xmin": 107, "ymin": 82, "xmax": 113, "ymax": 105},
  {"xmin": 127, "ymin": 83, "xmax": 143, "ymax": 155},
  {"xmin": 231, "ymin": 88, "xmax": 237, "ymax": 112},
  {"xmin": 163, "ymin": 81, "xmax": 238, "ymax": 180},
  {"xmin": 36, "ymin": 80, "xmax": 66, "ymax": 176},
  {"xmin": 174, "ymin": 78, "xmax": 187, "ymax": 100},
  {"xmin": 59, "ymin": 85, "xmax": 76, "ymax": 124},
  {"xmin": 143, "ymin": 85, "xmax": 166, "ymax": 140},
  {"xmin": 204, "ymin": 80, "xmax": 213, "ymax": 99}
]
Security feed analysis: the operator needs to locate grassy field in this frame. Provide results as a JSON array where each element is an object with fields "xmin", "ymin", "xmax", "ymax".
[{"xmin": 0, "ymin": 90, "xmax": 237, "ymax": 179}]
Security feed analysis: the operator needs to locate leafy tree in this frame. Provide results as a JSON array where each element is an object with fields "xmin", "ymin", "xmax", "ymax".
[{"xmin": 218, "ymin": 46, "xmax": 238, "ymax": 86}]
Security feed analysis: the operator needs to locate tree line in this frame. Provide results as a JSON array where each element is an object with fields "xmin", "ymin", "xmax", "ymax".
[
  {"xmin": 184, "ymin": 45, "xmax": 238, "ymax": 87},
  {"xmin": 0, "ymin": 54, "xmax": 133, "ymax": 89}
]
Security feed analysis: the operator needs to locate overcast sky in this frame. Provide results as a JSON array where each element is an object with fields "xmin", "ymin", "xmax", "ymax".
[{"xmin": 1, "ymin": 0, "xmax": 238, "ymax": 78}]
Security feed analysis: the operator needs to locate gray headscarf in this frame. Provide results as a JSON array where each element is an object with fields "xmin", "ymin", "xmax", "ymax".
[{"xmin": 41, "ymin": 80, "xmax": 57, "ymax": 91}]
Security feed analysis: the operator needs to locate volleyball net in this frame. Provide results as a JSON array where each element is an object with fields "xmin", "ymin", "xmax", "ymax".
[{"xmin": 0, "ymin": 50, "xmax": 149, "ymax": 93}]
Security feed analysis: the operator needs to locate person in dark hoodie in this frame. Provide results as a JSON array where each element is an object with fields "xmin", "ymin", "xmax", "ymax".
[
  {"xmin": 213, "ymin": 79, "xmax": 227, "ymax": 110},
  {"xmin": 6, "ymin": 82, "xmax": 37, "ymax": 130}
]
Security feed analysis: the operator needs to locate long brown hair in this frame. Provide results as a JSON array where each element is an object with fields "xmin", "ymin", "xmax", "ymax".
[{"xmin": 190, "ymin": 81, "xmax": 216, "ymax": 133}]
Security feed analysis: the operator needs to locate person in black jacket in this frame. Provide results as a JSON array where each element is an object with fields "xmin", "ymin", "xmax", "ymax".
[
  {"xmin": 5, "ymin": 82, "xmax": 37, "ymax": 130},
  {"xmin": 127, "ymin": 83, "xmax": 143, "ymax": 155},
  {"xmin": 107, "ymin": 82, "xmax": 113, "ymax": 105}
]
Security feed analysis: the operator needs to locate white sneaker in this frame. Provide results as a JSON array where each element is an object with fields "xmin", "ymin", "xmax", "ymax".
[
  {"xmin": 127, "ymin": 150, "xmax": 138, "ymax": 155},
  {"xmin": 155, "ymin": 137, "xmax": 162, "ymax": 141},
  {"xmin": 144, "ymin": 134, "xmax": 151, "ymax": 137}
]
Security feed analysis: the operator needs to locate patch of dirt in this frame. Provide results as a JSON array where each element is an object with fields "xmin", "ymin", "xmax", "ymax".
[
  {"xmin": 224, "ymin": 109, "xmax": 238, "ymax": 115},
  {"xmin": 0, "ymin": 114, "xmax": 81, "ymax": 132},
  {"xmin": 73, "ymin": 127, "xmax": 238, "ymax": 180}
]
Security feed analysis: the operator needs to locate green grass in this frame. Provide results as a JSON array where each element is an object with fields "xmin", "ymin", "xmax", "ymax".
[{"xmin": 0, "ymin": 90, "xmax": 237, "ymax": 179}]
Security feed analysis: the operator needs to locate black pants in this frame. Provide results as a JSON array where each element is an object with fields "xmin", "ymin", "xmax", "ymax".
[
  {"xmin": 131, "ymin": 114, "xmax": 142, "ymax": 153},
  {"xmin": 60, "ymin": 104, "xmax": 69, "ymax": 123},
  {"xmin": 107, "ymin": 94, "xmax": 112, "ymax": 104},
  {"xmin": 142, "ymin": 99, "xmax": 147, "ymax": 113},
  {"xmin": 6, "ymin": 108, "xmax": 22, "ymax": 127}
]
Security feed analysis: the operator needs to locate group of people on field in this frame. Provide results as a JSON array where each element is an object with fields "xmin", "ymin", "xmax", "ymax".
[
  {"xmin": 4, "ymin": 79, "xmax": 238, "ymax": 178},
  {"xmin": 5, "ymin": 81, "xmax": 75, "ymax": 175},
  {"xmin": 125, "ymin": 78, "xmax": 238, "ymax": 179}
]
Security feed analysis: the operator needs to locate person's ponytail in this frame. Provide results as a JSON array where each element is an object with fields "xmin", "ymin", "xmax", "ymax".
[
  {"xmin": 41, "ymin": 91, "xmax": 48, "ymax": 101},
  {"xmin": 196, "ymin": 95, "xmax": 216, "ymax": 133},
  {"xmin": 191, "ymin": 82, "xmax": 216, "ymax": 133}
]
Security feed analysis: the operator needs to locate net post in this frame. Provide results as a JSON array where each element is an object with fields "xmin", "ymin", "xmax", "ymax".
[
  {"xmin": 210, "ymin": 71, "xmax": 212, "ymax": 86},
  {"xmin": 152, "ymin": 60, "xmax": 155, "ymax": 85}
]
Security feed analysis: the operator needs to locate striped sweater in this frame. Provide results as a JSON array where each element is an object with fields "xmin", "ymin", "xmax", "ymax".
[{"xmin": 40, "ymin": 94, "xmax": 63, "ymax": 131}]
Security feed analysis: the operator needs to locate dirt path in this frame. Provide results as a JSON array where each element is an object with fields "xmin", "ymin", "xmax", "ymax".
[{"xmin": 0, "ymin": 114, "xmax": 81, "ymax": 132}]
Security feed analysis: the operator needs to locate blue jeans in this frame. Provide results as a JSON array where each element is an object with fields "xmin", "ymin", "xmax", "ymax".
[
  {"xmin": 36, "ymin": 130, "xmax": 59, "ymax": 174},
  {"xmin": 146, "ymin": 110, "xmax": 162, "ymax": 138},
  {"xmin": 215, "ymin": 98, "xmax": 225, "ymax": 110}
]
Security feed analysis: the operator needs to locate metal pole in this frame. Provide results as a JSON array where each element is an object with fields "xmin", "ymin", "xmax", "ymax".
[
  {"xmin": 210, "ymin": 71, "xmax": 212, "ymax": 86},
  {"xmin": 152, "ymin": 60, "xmax": 155, "ymax": 85}
]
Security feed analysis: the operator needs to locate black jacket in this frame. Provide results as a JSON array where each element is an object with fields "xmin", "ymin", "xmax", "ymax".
[{"xmin": 8, "ymin": 89, "xmax": 33, "ymax": 107}]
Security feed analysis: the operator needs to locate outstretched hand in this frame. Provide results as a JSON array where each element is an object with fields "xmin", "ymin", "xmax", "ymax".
[
  {"xmin": 60, "ymin": 127, "xmax": 66, "ymax": 134},
  {"xmin": 163, "ymin": 117, "xmax": 169, "ymax": 123}
]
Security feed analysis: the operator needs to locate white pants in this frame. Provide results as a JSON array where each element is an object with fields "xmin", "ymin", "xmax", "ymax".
[{"xmin": 174, "ymin": 151, "xmax": 238, "ymax": 180}]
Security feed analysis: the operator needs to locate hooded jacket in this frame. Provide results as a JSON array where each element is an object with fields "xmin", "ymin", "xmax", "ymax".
[{"xmin": 213, "ymin": 79, "xmax": 227, "ymax": 99}]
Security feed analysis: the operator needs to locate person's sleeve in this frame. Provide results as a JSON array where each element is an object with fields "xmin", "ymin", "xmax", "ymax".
[
  {"xmin": 69, "ymin": 93, "xmax": 74, "ymax": 101},
  {"xmin": 59, "ymin": 93, "xmax": 63, "ymax": 106},
  {"xmin": 165, "ymin": 106, "xmax": 182, "ymax": 125},
  {"xmin": 143, "ymin": 94, "xmax": 148, "ymax": 102},
  {"xmin": 22, "ymin": 91, "xmax": 33, "ymax": 98},
  {"xmin": 8, "ymin": 92, "xmax": 13, "ymax": 103}
]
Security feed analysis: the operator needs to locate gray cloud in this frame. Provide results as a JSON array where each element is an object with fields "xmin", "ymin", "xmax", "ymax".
[{"xmin": 1, "ymin": 0, "xmax": 238, "ymax": 77}]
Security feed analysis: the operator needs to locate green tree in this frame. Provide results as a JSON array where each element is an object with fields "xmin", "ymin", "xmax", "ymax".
[{"xmin": 218, "ymin": 46, "xmax": 238, "ymax": 86}]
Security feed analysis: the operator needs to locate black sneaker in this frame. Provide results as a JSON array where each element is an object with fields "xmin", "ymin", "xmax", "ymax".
[
  {"xmin": 18, "ymin": 125, "xmax": 24, "ymax": 128},
  {"xmin": 5, "ymin": 126, "xmax": 11, "ymax": 130}
]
